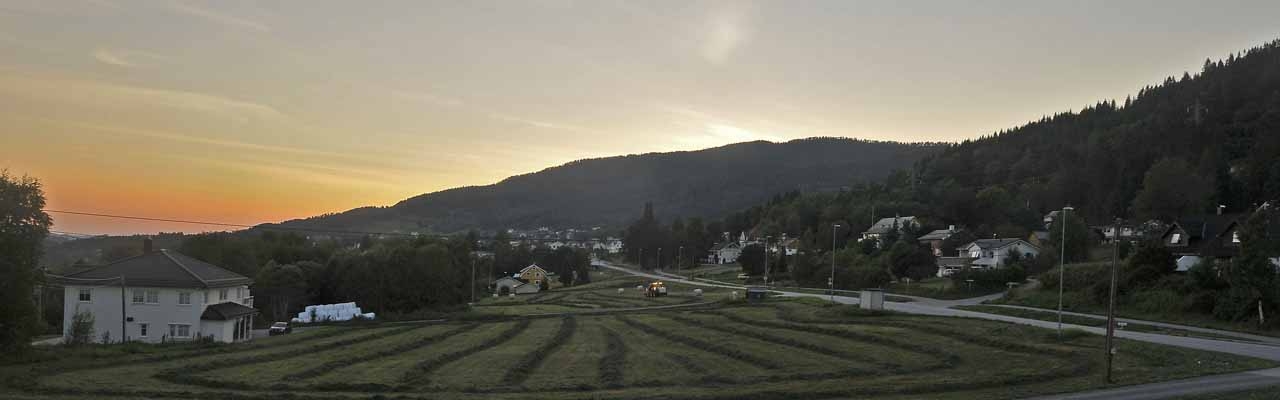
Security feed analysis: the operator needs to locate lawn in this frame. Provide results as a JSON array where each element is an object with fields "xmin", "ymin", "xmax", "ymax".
[
  {"xmin": 996, "ymin": 284, "xmax": 1280, "ymax": 338},
  {"xmin": 883, "ymin": 277, "xmax": 1005, "ymax": 300},
  {"xmin": 952, "ymin": 305, "xmax": 1251, "ymax": 342},
  {"xmin": 2, "ymin": 298, "xmax": 1274, "ymax": 400}
]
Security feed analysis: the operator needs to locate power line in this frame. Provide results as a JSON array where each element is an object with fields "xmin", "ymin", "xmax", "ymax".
[
  {"xmin": 43, "ymin": 209, "xmax": 428, "ymax": 237},
  {"xmin": 44, "ymin": 210, "xmax": 254, "ymax": 228}
]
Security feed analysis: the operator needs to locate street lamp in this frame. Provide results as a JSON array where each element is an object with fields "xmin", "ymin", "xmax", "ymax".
[
  {"xmin": 763, "ymin": 236, "xmax": 771, "ymax": 286},
  {"xmin": 658, "ymin": 247, "xmax": 662, "ymax": 270},
  {"xmin": 678, "ymin": 246, "xmax": 684, "ymax": 274},
  {"xmin": 1057, "ymin": 205, "xmax": 1074, "ymax": 339},
  {"xmin": 831, "ymin": 224, "xmax": 841, "ymax": 303}
]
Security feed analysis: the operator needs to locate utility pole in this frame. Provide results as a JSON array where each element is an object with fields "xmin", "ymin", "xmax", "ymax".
[
  {"xmin": 1057, "ymin": 205, "xmax": 1073, "ymax": 340},
  {"xmin": 678, "ymin": 247, "xmax": 684, "ymax": 274},
  {"xmin": 1105, "ymin": 217, "xmax": 1121, "ymax": 383},
  {"xmin": 119, "ymin": 276, "xmax": 127, "ymax": 344},
  {"xmin": 658, "ymin": 247, "xmax": 662, "ymax": 270},
  {"xmin": 761, "ymin": 236, "xmax": 767, "ymax": 286},
  {"xmin": 831, "ymin": 224, "xmax": 841, "ymax": 303}
]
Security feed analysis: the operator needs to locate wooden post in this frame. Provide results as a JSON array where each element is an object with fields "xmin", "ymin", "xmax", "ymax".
[{"xmin": 1105, "ymin": 218, "xmax": 1121, "ymax": 383}]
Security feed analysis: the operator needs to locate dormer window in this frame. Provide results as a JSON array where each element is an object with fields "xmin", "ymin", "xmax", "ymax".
[
  {"xmin": 1232, "ymin": 232, "xmax": 1240, "ymax": 243},
  {"xmin": 1170, "ymin": 233, "xmax": 1181, "ymax": 244}
]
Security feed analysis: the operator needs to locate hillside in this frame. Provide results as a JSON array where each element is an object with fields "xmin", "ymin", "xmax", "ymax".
[
  {"xmin": 723, "ymin": 39, "xmax": 1280, "ymax": 251},
  {"xmin": 269, "ymin": 138, "xmax": 941, "ymax": 233}
]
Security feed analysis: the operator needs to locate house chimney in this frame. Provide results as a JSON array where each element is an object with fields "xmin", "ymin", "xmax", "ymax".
[{"xmin": 143, "ymin": 237, "xmax": 153, "ymax": 253}]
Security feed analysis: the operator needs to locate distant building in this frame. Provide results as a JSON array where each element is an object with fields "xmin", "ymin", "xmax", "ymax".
[
  {"xmin": 1027, "ymin": 230, "xmax": 1052, "ymax": 248},
  {"xmin": 51, "ymin": 239, "xmax": 256, "ymax": 344},
  {"xmin": 861, "ymin": 216, "xmax": 919, "ymax": 242},
  {"xmin": 1160, "ymin": 213, "xmax": 1246, "ymax": 272},
  {"xmin": 707, "ymin": 242, "xmax": 743, "ymax": 264},
  {"xmin": 494, "ymin": 276, "xmax": 540, "ymax": 295},
  {"xmin": 518, "ymin": 264, "xmax": 549, "ymax": 286},
  {"xmin": 917, "ymin": 225, "xmax": 958, "ymax": 256},
  {"xmin": 959, "ymin": 238, "xmax": 1040, "ymax": 269}
]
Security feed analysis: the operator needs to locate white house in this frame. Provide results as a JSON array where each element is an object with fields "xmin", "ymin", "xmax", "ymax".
[
  {"xmin": 707, "ymin": 242, "xmax": 743, "ymax": 264},
  {"xmin": 494, "ymin": 276, "xmax": 540, "ymax": 295},
  {"xmin": 861, "ymin": 216, "xmax": 920, "ymax": 242},
  {"xmin": 960, "ymin": 238, "xmax": 1041, "ymax": 269},
  {"xmin": 54, "ymin": 241, "xmax": 256, "ymax": 344}
]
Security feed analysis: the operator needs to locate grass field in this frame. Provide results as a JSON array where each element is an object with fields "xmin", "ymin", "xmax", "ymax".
[
  {"xmin": 953, "ymin": 305, "xmax": 1254, "ymax": 342},
  {"xmin": 2, "ymin": 297, "xmax": 1274, "ymax": 400},
  {"xmin": 1170, "ymin": 385, "xmax": 1280, "ymax": 399}
]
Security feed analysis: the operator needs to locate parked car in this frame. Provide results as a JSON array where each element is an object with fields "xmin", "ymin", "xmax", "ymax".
[{"xmin": 268, "ymin": 322, "xmax": 292, "ymax": 336}]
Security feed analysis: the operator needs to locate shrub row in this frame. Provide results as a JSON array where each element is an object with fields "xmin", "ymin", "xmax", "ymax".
[
  {"xmin": 598, "ymin": 328, "xmax": 628, "ymax": 388},
  {"xmin": 614, "ymin": 315, "xmax": 783, "ymax": 369},
  {"xmin": 399, "ymin": 320, "xmax": 532, "ymax": 385},
  {"xmin": 502, "ymin": 316, "xmax": 578, "ymax": 386},
  {"xmin": 283, "ymin": 323, "xmax": 482, "ymax": 382}
]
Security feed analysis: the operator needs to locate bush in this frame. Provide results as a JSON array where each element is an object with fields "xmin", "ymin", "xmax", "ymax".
[
  {"xmin": 950, "ymin": 266, "xmax": 1027, "ymax": 292},
  {"xmin": 67, "ymin": 311, "xmax": 94, "ymax": 346}
]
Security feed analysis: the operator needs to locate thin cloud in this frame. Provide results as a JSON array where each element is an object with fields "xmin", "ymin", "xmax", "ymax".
[
  {"xmin": 0, "ymin": 74, "xmax": 288, "ymax": 123},
  {"xmin": 702, "ymin": 10, "xmax": 750, "ymax": 65},
  {"xmin": 92, "ymin": 48, "xmax": 168, "ymax": 68},
  {"xmin": 167, "ymin": 2, "xmax": 269, "ymax": 33}
]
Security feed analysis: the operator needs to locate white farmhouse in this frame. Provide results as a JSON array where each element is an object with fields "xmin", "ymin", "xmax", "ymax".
[
  {"xmin": 54, "ymin": 240, "xmax": 256, "ymax": 344},
  {"xmin": 960, "ymin": 238, "xmax": 1041, "ymax": 269},
  {"xmin": 707, "ymin": 242, "xmax": 743, "ymax": 264}
]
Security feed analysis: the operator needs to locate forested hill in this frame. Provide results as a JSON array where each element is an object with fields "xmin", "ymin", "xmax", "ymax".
[
  {"xmin": 724, "ymin": 39, "xmax": 1280, "ymax": 249},
  {"xmin": 920, "ymin": 39, "xmax": 1280, "ymax": 224},
  {"xmin": 271, "ymin": 138, "xmax": 941, "ymax": 233}
]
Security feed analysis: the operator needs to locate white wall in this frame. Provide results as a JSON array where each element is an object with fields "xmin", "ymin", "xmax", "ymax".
[{"xmin": 63, "ymin": 284, "xmax": 250, "ymax": 344}]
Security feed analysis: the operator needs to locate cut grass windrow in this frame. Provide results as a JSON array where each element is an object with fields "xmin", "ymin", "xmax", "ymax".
[
  {"xmin": 614, "ymin": 315, "xmax": 783, "ymax": 369},
  {"xmin": 668, "ymin": 313, "xmax": 889, "ymax": 368},
  {"xmin": 598, "ymin": 327, "xmax": 627, "ymax": 388},
  {"xmin": 285, "ymin": 323, "xmax": 481, "ymax": 382},
  {"xmin": 716, "ymin": 309, "xmax": 962, "ymax": 367},
  {"xmin": 502, "ymin": 317, "xmax": 578, "ymax": 386},
  {"xmin": 399, "ymin": 320, "xmax": 532, "ymax": 386},
  {"xmin": 155, "ymin": 325, "xmax": 423, "ymax": 390}
]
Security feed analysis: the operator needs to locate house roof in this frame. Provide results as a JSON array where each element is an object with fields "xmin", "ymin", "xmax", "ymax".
[
  {"xmin": 936, "ymin": 257, "xmax": 975, "ymax": 267},
  {"xmin": 864, "ymin": 216, "xmax": 917, "ymax": 235},
  {"xmin": 519, "ymin": 264, "xmax": 547, "ymax": 274},
  {"xmin": 710, "ymin": 242, "xmax": 741, "ymax": 251},
  {"xmin": 200, "ymin": 301, "xmax": 259, "ymax": 321},
  {"xmin": 58, "ymin": 250, "xmax": 253, "ymax": 289},
  {"xmin": 966, "ymin": 238, "xmax": 1036, "ymax": 251},
  {"xmin": 917, "ymin": 229, "xmax": 954, "ymax": 241}
]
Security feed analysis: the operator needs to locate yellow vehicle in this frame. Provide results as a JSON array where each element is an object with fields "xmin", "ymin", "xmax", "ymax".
[{"xmin": 645, "ymin": 281, "xmax": 668, "ymax": 297}]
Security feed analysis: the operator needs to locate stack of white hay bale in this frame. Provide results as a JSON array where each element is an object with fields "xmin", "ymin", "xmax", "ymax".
[{"xmin": 292, "ymin": 302, "xmax": 376, "ymax": 323}]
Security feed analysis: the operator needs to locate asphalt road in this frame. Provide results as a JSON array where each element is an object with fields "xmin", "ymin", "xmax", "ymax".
[{"xmin": 599, "ymin": 262, "xmax": 1280, "ymax": 399}]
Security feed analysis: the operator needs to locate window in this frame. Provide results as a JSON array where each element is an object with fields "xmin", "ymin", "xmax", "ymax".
[
  {"xmin": 139, "ymin": 323, "xmax": 149, "ymax": 337},
  {"xmin": 1170, "ymin": 233, "xmax": 1181, "ymax": 244},
  {"xmin": 236, "ymin": 287, "xmax": 243, "ymax": 299},
  {"xmin": 146, "ymin": 290, "xmax": 159, "ymax": 304},
  {"xmin": 219, "ymin": 289, "xmax": 228, "ymax": 301},
  {"xmin": 78, "ymin": 289, "xmax": 91, "ymax": 302},
  {"xmin": 132, "ymin": 289, "xmax": 146, "ymax": 303},
  {"xmin": 168, "ymin": 324, "xmax": 191, "ymax": 338},
  {"xmin": 203, "ymin": 292, "xmax": 208, "ymax": 303},
  {"xmin": 178, "ymin": 292, "xmax": 191, "ymax": 305},
  {"xmin": 1232, "ymin": 232, "xmax": 1241, "ymax": 243}
]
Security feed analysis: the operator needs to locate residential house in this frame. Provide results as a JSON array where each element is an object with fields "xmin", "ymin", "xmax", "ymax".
[
  {"xmin": 1095, "ymin": 224, "xmax": 1139, "ymax": 243},
  {"xmin": 1028, "ymin": 231, "xmax": 1052, "ymax": 248},
  {"xmin": 861, "ymin": 216, "xmax": 920, "ymax": 243},
  {"xmin": 1043, "ymin": 210, "xmax": 1061, "ymax": 230},
  {"xmin": 707, "ymin": 242, "xmax": 742, "ymax": 264},
  {"xmin": 917, "ymin": 226, "xmax": 958, "ymax": 256},
  {"xmin": 494, "ymin": 276, "xmax": 540, "ymax": 295},
  {"xmin": 53, "ymin": 239, "xmax": 256, "ymax": 344},
  {"xmin": 960, "ymin": 238, "xmax": 1041, "ymax": 269},
  {"xmin": 518, "ymin": 264, "xmax": 549, "ymax": 286},
  {"xmin": 1160, "ymin": 213, "xmax": 1245, "ymax": 272},
  {"xmin": 775, "ymin": 237, "xmax": 800, "ymax": 256}
]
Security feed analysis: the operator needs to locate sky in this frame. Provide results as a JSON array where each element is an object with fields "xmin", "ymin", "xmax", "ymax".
[{"xmin": 2, "ymin": 0, "xmax": 1279, "ymax": 236}]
